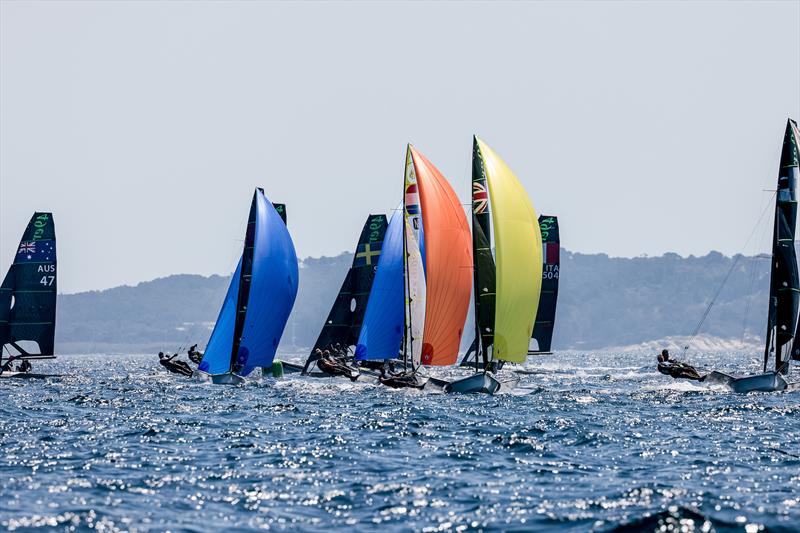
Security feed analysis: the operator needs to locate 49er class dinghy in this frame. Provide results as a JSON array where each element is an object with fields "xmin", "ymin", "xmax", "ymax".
[
  {"xmin": 355, "ymin": 145, "xmax": 474, "ymax": 391},
  {"xmin": 697, "ymin": 119, "xmax": 800, "ymax": 393},
  {"xmin": 454, "ymin": 137, "xmax": 543, "ymax": 392},
  {"xmin": 301, "ymin": 214, "xmax": 388, "ymax": 377},
  {"xmin": 196, "ymin": 189, "xmax": 298, "ymax": 385},
  {"xmin": 1, "ymin": 213, "xmax": 60, "ymax": 379}
]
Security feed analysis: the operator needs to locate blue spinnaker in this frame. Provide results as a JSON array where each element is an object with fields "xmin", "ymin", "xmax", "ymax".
[
  {"xmin": 355, "ymin": 206, "xmax": 404, "ymax": 361},
  {"xmin": 237, "ymin": 190, "xmax": 299, "ymax": 375},
  {"xmin": 198, "ymin": 258, "xmax": 242, "ymax": 375}
]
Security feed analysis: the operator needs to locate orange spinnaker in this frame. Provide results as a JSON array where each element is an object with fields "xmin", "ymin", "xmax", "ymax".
[{"xmin": 410, "ymin": 145, "xmax": 473, "ymax": 366}]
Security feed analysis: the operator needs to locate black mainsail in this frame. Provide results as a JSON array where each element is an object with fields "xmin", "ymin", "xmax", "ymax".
[
  {"xmin": 471, "ymin": 137, "xmax": 497, "ymax": 368},
  {"xmin": 768, "ymin": 118, "xmax": 800, "ymax": 372},
  {"xmin": 0, "ymin": 212, "xmax": 57, "ymax": 358},
  {"xmin": 302, "ymin": 214, "xmax": 388, "ymax": 373},
  {"xmin": 530, "ymin": 215, "xmax": 560, "ymax": 354}
]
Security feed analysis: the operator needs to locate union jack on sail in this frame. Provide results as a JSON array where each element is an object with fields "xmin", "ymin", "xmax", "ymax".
[{"xmin": 472, "ymin": 182, "xmax": 489, "ymax": 214}]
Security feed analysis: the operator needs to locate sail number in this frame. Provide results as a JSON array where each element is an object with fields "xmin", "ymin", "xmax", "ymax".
[
  {"xmin": 32, "ymin": 213, "xmax": 49, "ymax": 241},
  {"xmin": 368, "ymin": 216, "xmax": 384, "ymax": 242},
  {"xmin": 543, "ymin": 264, "xmax": 559, "ymax": 280},
  {"xmin": 539, "ymin": 217, "xmax": 556, "ymax": 241},
  {"xmin": 40, "ymin": 275, "xmax": 55, "ymax": 286}
]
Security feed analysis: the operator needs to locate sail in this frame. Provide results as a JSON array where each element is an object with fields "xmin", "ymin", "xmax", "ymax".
[
  {"xmin": 198, "ymin": 259, "xmax": 242, "ymax": 375},
  {"xmin": 236, "ymin": 190, "xmax": 299, "ymax": 374},
  {"xmin": 355, "ymin": 207, "xmax": 405, "ymax": 361},
  {"xmin": 471, "ymin": 137, "xmax": 497, "ymax": 361},
  {"xmin": 198, "ymin": 189, "xmax": 298, "ymax": 376},
  {"xmin": 404, "ymin": 146, "xmax": 427, "ymax": 367},
  {"xmin": 405, "ymin": 219, "xmax": 426, "ymax": 367},
  {"xmin": 310, "ymin": 214, "xmax": 388, "ymax": 355},
  {"xmin": 273, "ymin": 203, "xmax": 287, "ymax": 225},
  {"xmin": 410, "ymin": 146, "xmax": 473, "ymax": 366},
  {"xmin": 773, "ymin": 118, "xmax": 800, "ymax": 365},
  {"xmin": 531, "ymin": 215, "xmax": 560, "ymax": 353},
  {"xmin": 0, "ymin": 212, "xmax": 57, "ymax": 356},
  {"xmin": 475, "ymin": 137, "xmax": 542, "ymax": 363}
]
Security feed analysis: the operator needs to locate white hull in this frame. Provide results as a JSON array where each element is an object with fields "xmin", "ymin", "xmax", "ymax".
[
  {"xmin": 198, "ymin": 372, "xmax": 245, "ymax": 385},
  {"xmin": 729, "ymin": 372, "xmax": 788, "ymax": 393},
  {"xmin": 444, "ymin": 372, "xmax": 501, "ymax": 395},
  {"xmin": 0, "ymin": 372, "xmax": 60, "ymax": 380},
  {"xmin": 704, "ymin": 370, "xmax": 789, "ymax": 393}
]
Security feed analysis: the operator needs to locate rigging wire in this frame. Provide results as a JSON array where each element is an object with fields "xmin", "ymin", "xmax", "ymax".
[{"xmin": 683, "ymin": 191, "xmax": 776, "ymax": 355}]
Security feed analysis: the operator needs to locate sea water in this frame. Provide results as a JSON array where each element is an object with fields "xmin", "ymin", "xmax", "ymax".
[{"xmin": 1, "ymin": 351, "xmax": 798, "ymax": 532}]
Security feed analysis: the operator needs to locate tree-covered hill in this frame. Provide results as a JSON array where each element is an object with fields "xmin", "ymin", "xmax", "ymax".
[{"xmin": 54, "ymin": 250, "xmax": 770, "ymax": 354}]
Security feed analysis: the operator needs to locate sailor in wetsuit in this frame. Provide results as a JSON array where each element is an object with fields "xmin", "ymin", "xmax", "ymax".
[
  {"xmin": 657, "ymin": 349, "xmax": 703, "ymax": 381},
  {"xmin": 187, "ymin": 344, "xmax": 203, "ymax": 365},
  {"xmin": 0, "ymin": 356, "xmax": 15, "ymax": 374},
  {"xmin": 16, "ymin": 359, "xmax": 32, "ymax": 373},
  {"xmin": 158, "ymin": 351, "xmax": 193, "ymax": 377}
]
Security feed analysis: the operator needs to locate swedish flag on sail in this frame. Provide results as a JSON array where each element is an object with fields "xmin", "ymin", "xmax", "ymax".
[{"xmin": 354, "ymin": 242, "xmax": 382, "ymax": 266}]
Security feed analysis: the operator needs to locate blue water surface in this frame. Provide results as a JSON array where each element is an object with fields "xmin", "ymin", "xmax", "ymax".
[{"xmin": 1, "ymin": 351, "xmax": 799, "ymax": 532}]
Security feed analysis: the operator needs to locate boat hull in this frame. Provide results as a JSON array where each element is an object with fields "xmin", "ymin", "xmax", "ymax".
[
  {"xmin": 444, "ymin": 372, "xmax": 501, "ymax": 395},
  {"xmin": 0, "ymin": 372, "xmax": 60, "ymax": 380},
  {"xmin": 278, "ymin": 361, "xmax": 304, "ymax": 374},
  {"xmin": 729, "ymin": 372, "xmax": 788, "ymax": 393},
  {"xmin": 209, "ymin": 373, "xmax": 245, "ymax": 385}
]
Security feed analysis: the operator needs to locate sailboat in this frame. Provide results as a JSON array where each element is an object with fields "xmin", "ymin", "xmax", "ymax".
[
  {"xmin": 704, "ymin": 119, "xmax": 800, "ymax": 393},
  {"xmin": 0, "ymin": 212, "xmax": 59, "ymax": 379},
  {"xmin": 300, "ymin": 213, "xmax": 388, "ymax": 376},
  {"xmin": 451, "ymin": 136, "xmax": 543, "ymax": 392},
  {"xmin": 354, "ymin": 145, "xmax": 473, "ymax": 389},
  {"xmin": 530, "ymin": 215, "xmax": 560, "ymax": 355},
  {"xmin": 196, "ymin": 188, "xmax": 299, "ymax": 385}
]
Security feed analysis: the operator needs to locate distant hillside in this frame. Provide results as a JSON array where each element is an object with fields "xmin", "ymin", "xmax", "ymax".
[{"xmin": 54, "ymin": 250, "xmax": 770, "ymax": 354}]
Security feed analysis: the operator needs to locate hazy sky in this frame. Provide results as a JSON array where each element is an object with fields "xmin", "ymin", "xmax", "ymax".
[{"xmin": 2, "ymin": 1, "xmax": 799, "ymax": 293}]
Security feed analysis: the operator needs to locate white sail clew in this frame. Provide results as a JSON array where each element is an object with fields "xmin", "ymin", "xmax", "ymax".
[{"xmin": 405, "ymin": 219, "xmax": 426, "ymax": 368}]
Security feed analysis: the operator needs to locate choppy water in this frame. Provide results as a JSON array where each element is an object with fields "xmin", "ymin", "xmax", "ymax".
[{"xmin": 1, "ymin": 351, "xmax": 799, "ymax": 532}]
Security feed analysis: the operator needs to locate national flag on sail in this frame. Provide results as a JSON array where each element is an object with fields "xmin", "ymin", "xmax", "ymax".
[
  {"xmin": 543, "ymin": 242, "xmax": 559, "ymax": 265},
  {"xmin": 354, "ymin": 241, "xmax": 382, "ymax": 267},
  {"xmin": 405, "ymin": 184, "xmax": 420, "ymax": 215},
  {"xmin": 472, "ymin": 182, "xmax": 488, "ymax": 214},
  {"xmin": 15, "ymin": 239, "xmax": 56, "ymax": 263}
]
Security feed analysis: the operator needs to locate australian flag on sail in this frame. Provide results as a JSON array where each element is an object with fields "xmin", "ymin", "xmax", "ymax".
[
  {"xmin": 354, "ymin": 242, "xmax": 382, "ymax": 267},
  {"xmin": 16, "ymin": 240, "xmax": 56, "ymax": 263}
]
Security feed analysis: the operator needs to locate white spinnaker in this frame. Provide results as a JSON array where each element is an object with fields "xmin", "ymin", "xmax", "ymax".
[{"xmin": 405, "ymin": 219, "xmax": 427, "ymax": 368}]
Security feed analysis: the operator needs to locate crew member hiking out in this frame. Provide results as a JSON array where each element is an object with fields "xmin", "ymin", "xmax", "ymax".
[
  {"xmin": 187, "ymin": 344, "xmax": 203, "ymax": 365},
  {"xmin": 158, "ymin": 351, "xmax": 193, "ymax": 377},
  {"xmin": 657, "ymin": 349, "xmax": 704, "ymax": 381}
]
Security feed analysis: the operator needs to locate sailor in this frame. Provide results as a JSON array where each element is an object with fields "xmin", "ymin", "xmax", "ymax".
[
  {"xmin": 187, "ymin": 344, "xmax": 202, "ymax": 365},
  {"xmin": 1, "ymin": 356, "xmax": 15, "ymax": 374},
  {"xmin": 16, "ymin": 359, "xmax": 32, "ymax": 373},
  {"xmin": 657, "ymin": 349, "xmax": 703, "ymax": 381},
  {"xmin": 158, "ymin": 351, "xmax": 193, "ymax": 377}
]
